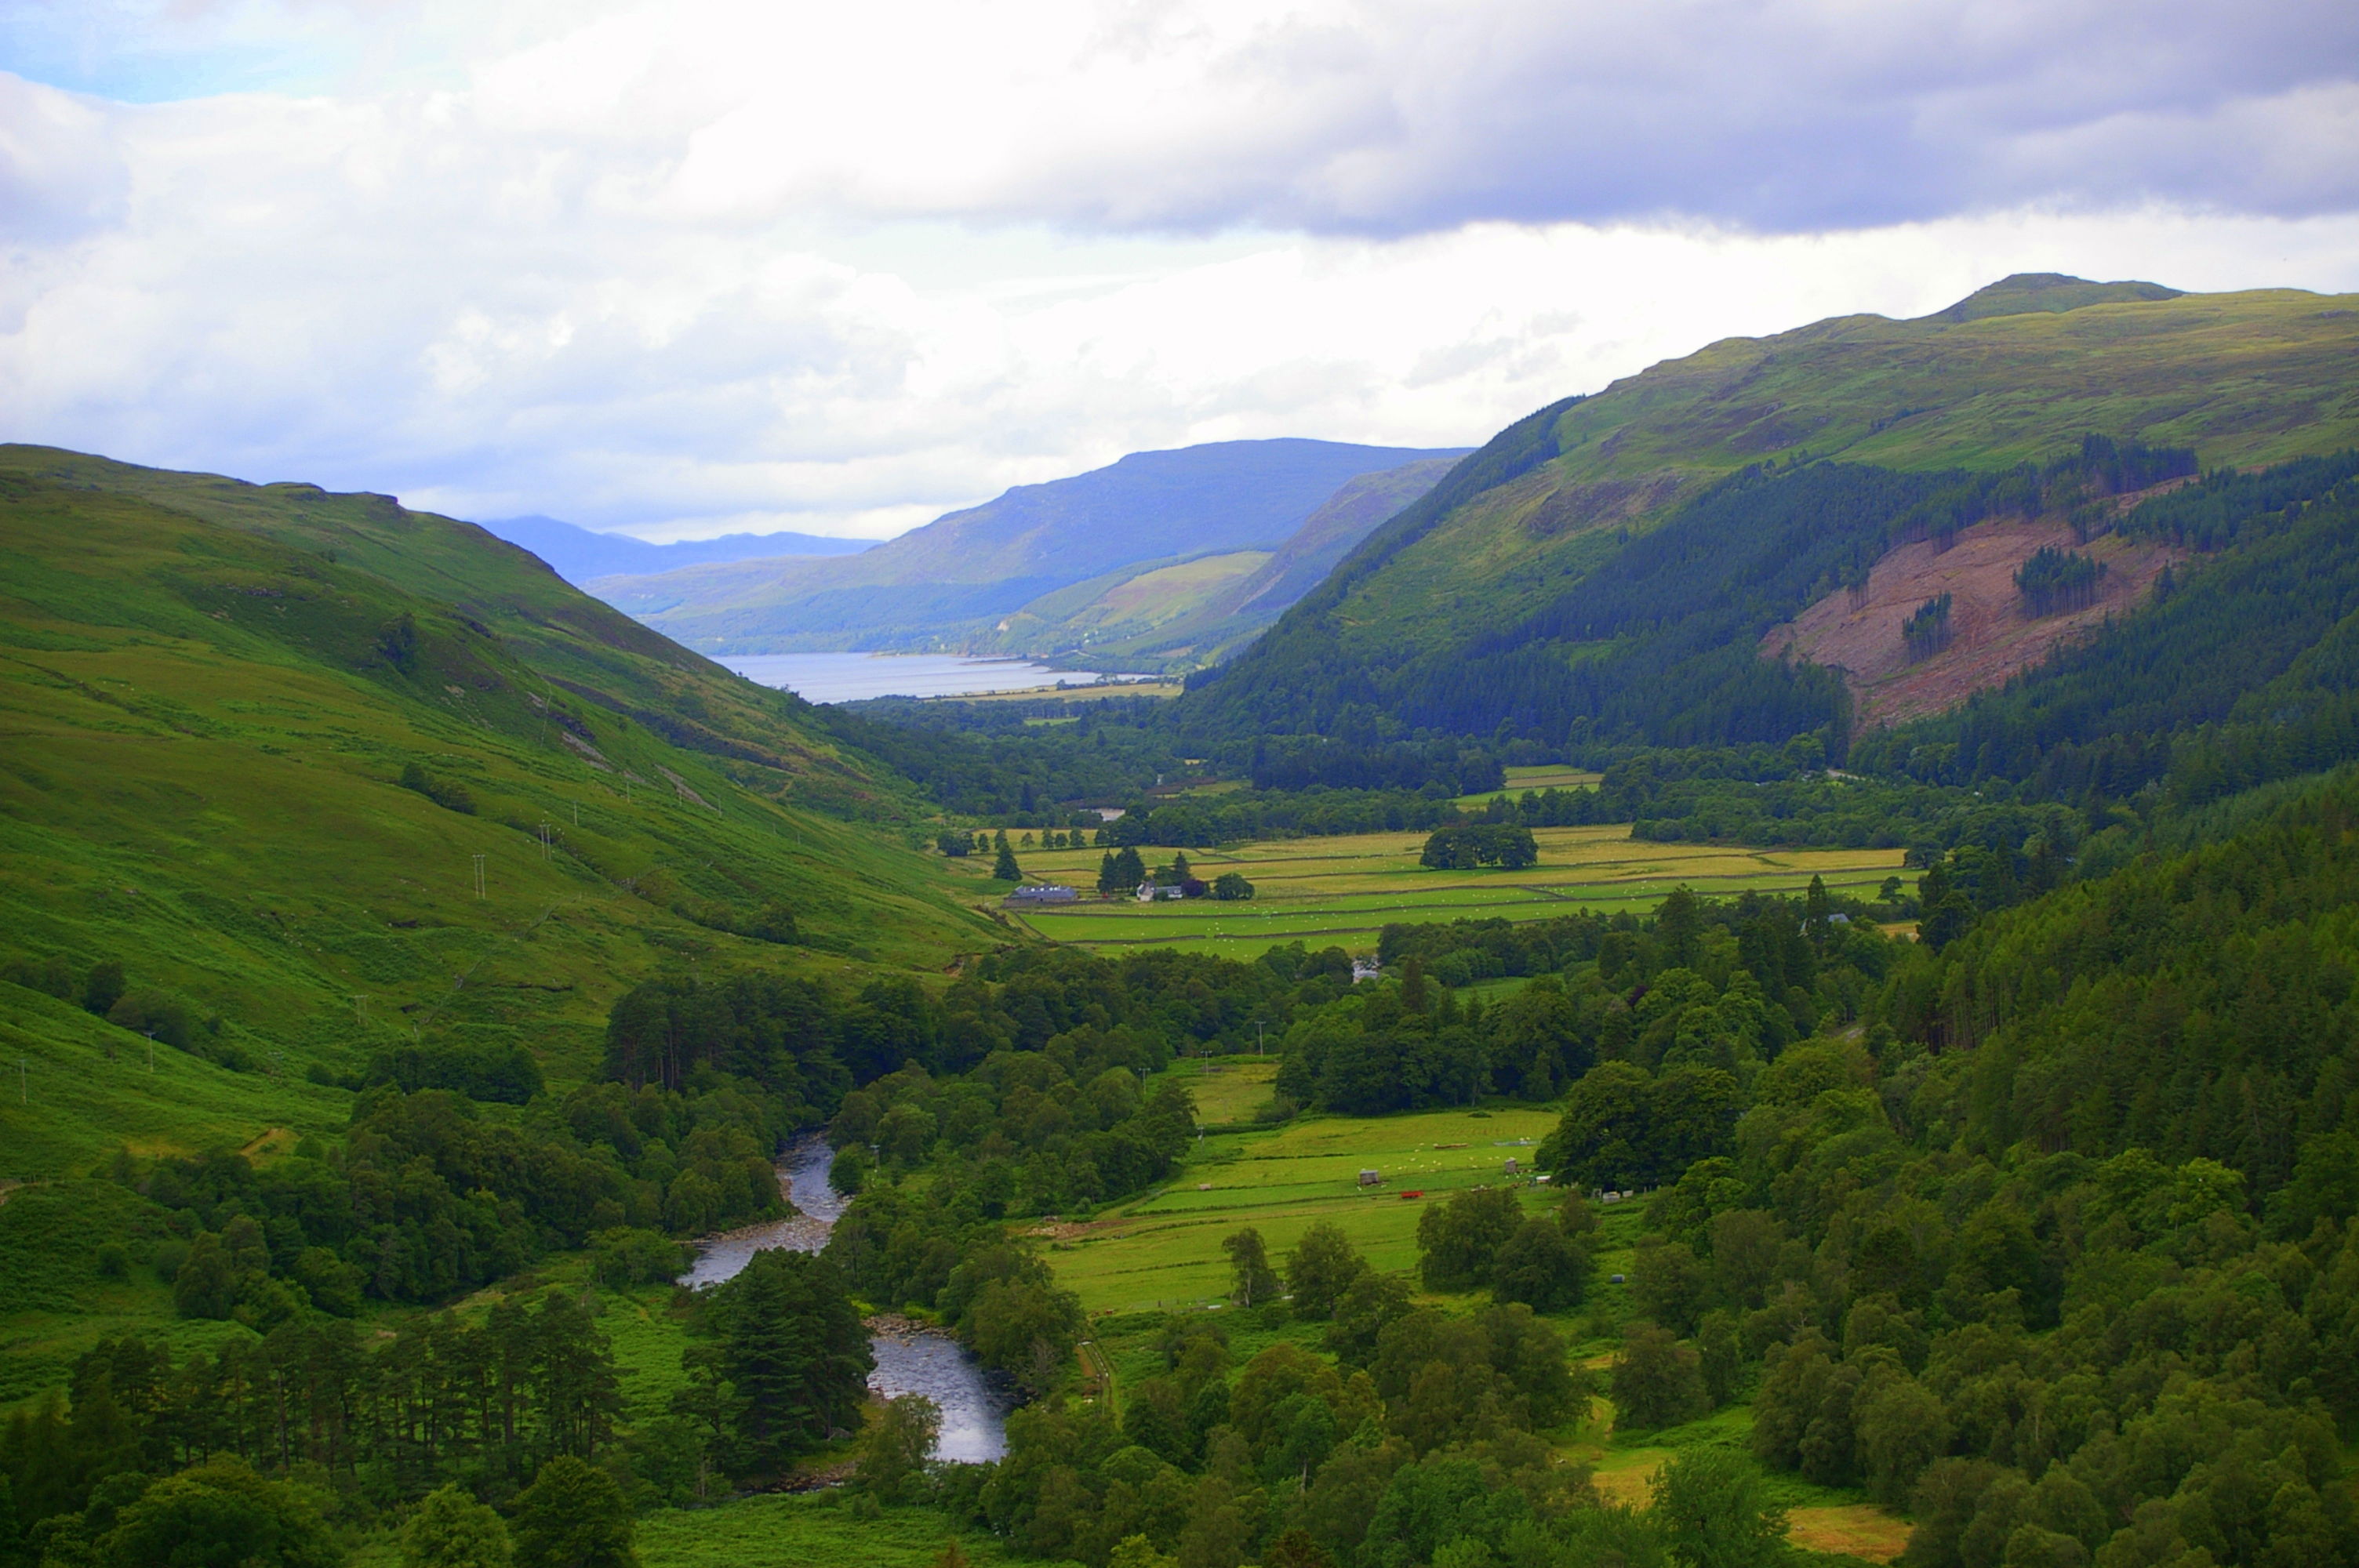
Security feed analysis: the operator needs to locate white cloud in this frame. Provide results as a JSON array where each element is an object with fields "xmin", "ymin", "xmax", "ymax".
[{"xmin": 1, "ymin": 3, "xmax": 2356, "ymax": 539}]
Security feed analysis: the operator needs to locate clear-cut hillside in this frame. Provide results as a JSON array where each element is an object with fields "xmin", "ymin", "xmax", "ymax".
[{"xmin": 1180, "ymin": 276, "xmax": 2359, "ymax": 745}]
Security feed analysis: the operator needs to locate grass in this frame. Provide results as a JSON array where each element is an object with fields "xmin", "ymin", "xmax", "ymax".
[
  {"xmin": 636, "ymin": 1494, "xmax": 1016, "ymax": 1568},
  {"xmin": 994, "ymin": 825, "xmax": 1903, "ymax": 958},
  {"xmin": 0, "ymin": 452, "xmax": 1002, "ymax": 1184},
  {"xmin": 1042, "ymin": 1102, "xmax": 1561, "ymax": 1314},
  {"xmin": 1451, "ymin": 765, "xmax": 1603, "ymax": 810},
  {"xmin": 1160, "ymin": 1054, "xmax": 1284, "ymax": 1126}
]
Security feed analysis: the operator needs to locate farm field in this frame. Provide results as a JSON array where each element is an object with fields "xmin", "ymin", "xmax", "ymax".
[
  {"xmin": 1451, "ymin": 764, "xmax": 1602, "ymax": 809},
  {"xmin": 1157, "ymin": 1054, "xmax": 1285, "ymax": 1125},
  {"xmin": 995, "ymin": 823, "xmax": 1904, "ymax": 958},
  {"xmin": 1041, "ymin": 1102, "xmax": 1572, "ymax": 1314}
]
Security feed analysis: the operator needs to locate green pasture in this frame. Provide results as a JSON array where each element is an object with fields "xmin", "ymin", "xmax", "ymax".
[
  {"xmin": 1004, "ymin": 826, "xmax": 1903, "ymax": 957},
  {"xmin": 637, "ymin": 1494, "xmax": 1016, "ymax": 1568},
  {"xmin": 1159, "ymin": 1054, "xmax": 1284, "ymax": 1125},
  {"xmin": 1043, "ymin": 1103, "xmax": 1562, "ymax": 1314},
  {"xmin": 1451, "ymin": 764, "xmax": 1602, "ymax": 810}
]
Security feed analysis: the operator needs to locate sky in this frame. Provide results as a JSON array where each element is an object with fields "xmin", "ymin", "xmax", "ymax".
[{"xmin": 2, "ymin": 1, "xmax": 2356, "ymax": 541}]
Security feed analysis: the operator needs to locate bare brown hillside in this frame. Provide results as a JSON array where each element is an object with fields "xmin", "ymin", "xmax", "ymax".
[{"xmin": 1763, "ymin": 516, "xmax": 2183, "ymax": 727}]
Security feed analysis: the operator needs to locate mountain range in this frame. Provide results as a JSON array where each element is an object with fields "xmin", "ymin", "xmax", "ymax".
[
  {"xmin": 474, "ymin": 514, "xmax": 871, "ymax": 586},
  {"xmin": 592, "ymin": 438, "xmax": 1467, "ymax": 670}
]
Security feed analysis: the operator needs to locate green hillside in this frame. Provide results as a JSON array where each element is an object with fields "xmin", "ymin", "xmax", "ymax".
[
  {"xmin": 1183, "ymin": 277, "xmax": 2359, "ymax": 744},
  {"xmin": 0, "ymin": 448, "xmax": 997, "ymax": 1179}
]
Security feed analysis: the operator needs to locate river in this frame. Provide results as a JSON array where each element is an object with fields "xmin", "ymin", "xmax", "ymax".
[{"xmin": 677, "ymin": 1134, "xmax": 1009, "ymax": 1462}]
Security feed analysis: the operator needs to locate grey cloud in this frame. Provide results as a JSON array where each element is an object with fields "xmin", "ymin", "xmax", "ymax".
[{"xmin": 1000, "ymin": 0, "xmax": 2359, "ymax": 234}]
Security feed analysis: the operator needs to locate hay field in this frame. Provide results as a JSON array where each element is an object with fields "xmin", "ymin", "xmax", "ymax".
[{"xmin": 1000, "ymin": 824, "xmax": 1904, "ymax": 959}]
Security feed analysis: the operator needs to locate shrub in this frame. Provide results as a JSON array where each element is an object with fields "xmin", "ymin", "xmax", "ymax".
[
  {"xmin": 399, "ymin": 761, "xmax": 477, "ymax": 814},
  {"xmin": 107, "ymin": 988, "xmax": 194, "ymax": 1050}
]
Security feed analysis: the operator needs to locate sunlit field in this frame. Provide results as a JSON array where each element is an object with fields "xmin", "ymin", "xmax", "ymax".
[
  {"xmin": 994, "ymin": 822, "xmax": 1904, "ymax": 958},
  {"xmin": 1450, "ymin": 764, "xmax": 1604, "ymax": 810},
  {"xmin": 1041, "ymin": 1102, "xmax": 1565, "ymax": 1314}
]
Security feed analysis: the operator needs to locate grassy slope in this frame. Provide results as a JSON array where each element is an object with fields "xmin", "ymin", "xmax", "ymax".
[
  {"xmin": 983, "ymin": 550, "xmax": 1274, "ymax": 666},
  {"xmin": 0, "ymin": 452, "xmax": 999, "ymax": 1182},
  {"xmin": 1314, "ymin": 283, "xmax": 2359, "ymax": 663}
]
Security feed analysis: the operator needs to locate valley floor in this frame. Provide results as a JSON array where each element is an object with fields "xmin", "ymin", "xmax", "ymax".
[{"xmin": 988, "ymin": 825, "xmax": 1904, "ymax": 959}]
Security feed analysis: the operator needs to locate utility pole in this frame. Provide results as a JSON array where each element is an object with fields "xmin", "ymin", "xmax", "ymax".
[
  {"xmin": 572, "ymin": 800, "xmax": 580, "ymax": 827},
  {"xmin": 145, "ymin": 1030, "xmax": 154, "ymax": 1073},
  {"xmin": 17, "ymin": 1057, "xmax": 24, "ymax": 1104},
  {"xmin": 538, "ymin": 822, "xmax": 552, "ymax": 859},
  {"xmin": 1255, "ymin": 1019, "xmax": 1266, "ymax": 1054},
  {"xmin": 472, "ymin": 853, "xmax": 487, "ymax": 899}
]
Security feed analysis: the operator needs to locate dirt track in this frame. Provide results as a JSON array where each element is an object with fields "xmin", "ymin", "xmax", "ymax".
[{"xmin": 1764, "ymin": 517, "xmax": 2183, "ymax": 728}]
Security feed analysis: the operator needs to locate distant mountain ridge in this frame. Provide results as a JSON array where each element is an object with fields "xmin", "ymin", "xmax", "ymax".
[
  {"xmin": 478, "ymin": 514, "xmax": 870, "ymax": 586},
  {"xmin": 591, "ymin": 437, "xmax": 1470, "ymax": 665},
  {"xmin": 971, "ymin": 456, "xmax": 1465, "ymax": 670}
]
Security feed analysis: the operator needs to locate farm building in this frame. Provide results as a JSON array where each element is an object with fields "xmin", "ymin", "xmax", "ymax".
[
  {"xmin": 1005, "ymin": 884, "xmax": 1078, "ymax": 905},
  {"xmin": 1358, "ymin": 1169, "xmax": 1382, "ymax": 1187}
]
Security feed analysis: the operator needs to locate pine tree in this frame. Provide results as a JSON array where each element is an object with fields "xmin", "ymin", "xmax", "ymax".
[{"xmin": 993, "ymin": 840, "xmax": 1021, "ymax": 881}]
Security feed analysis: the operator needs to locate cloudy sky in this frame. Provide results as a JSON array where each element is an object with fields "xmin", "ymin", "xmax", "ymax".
[{"xmin": 4, "ymin": 1, "xmax": 2357, "ymax": 540}]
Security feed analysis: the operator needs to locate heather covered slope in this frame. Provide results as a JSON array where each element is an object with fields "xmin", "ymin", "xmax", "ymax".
[
  {"xmin": 0, "ymin": 451, "xmax": 998, "ymax": 1178},
  {"xmin": 1180, "ymin": 278, "xmax": 2359, "ymax": 748},
  {"xmin": 595, "ymin": 437, "xmax": 1466, "ymax": 656}
]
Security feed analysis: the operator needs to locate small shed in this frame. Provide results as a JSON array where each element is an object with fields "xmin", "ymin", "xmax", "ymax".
[
  {"xmin": 1358, "ymin": 1169, "xmax": 1382, "ymax": 1188},
  {"xmin": 1503, "ymin": 1156, "xmax": 1519, "ymax": 1175}
]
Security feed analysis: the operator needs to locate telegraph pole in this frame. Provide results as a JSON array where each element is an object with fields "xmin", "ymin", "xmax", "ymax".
[{"xmin": 472, "ymin": 853, "xmax": 486, "ymax": 899}]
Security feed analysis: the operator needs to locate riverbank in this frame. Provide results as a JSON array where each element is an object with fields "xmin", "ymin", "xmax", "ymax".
[{"xmin": 677, "ymin": 1134, "xmax": 1009, "ymax": 1462}]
